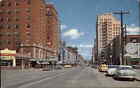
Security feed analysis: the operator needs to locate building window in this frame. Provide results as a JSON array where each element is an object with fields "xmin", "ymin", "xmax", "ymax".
[
  {"xmin": 7, "ymin": 18, "xmax": 11, "ymax": 22},
  {"xmin": 15, "ymin": 9, "xmax": 20, "ymax": 14},
  {"xmin": 26, "ymin": 8, "xmax": 31, "ymax": 13},
  {"xmin": 46, "ymin": 11, "xmax": 52, "ymax": 16},
  {"xmin": 15, "ymin": 2, "xmax": 19, "ymax": 6},
  {"xmin": 15, "ymin": 24, "xmax": 19, "ymax": 29},
  {"xmin": 16, "ymin": 41, "xmax": 20, "ymax": 45},
  {"xmin": 0, "ymin": 33, "xmax": 3, "ymax": 37},
  {"xmin": 27, "ymin": 16, "xmax": 31, "ymax": 20},
  {"xmin": 8, "ymin": 2, "xmax": 11, "ymax": 7},
  {"xmin": 15, "ymin": 17, "xmax": 19, "ymax": 21},
  {"xmin": 7, "ymin": 10, "xmax": 12, "ymax": 14},
  {"xmin": 0, "ymin": 41, "xmax": 2, "ymax": 45},
  {"xmin": 26, "ymin": 24, "xmax": 31, "ymax": 28},
  {"xmin": 7, "ymin": 24, "xmax": 11, "ymax": 29},
  {"xmin": 0, "ymin": 25, "xmax": 3, "ymax": 29},
  {"xmin": 0, "ymin": 3, "xmax": 4, "ymax": 7},
  {"xmin": 0, "ymin": 18, "xmax": 4, "ymax": 22},
  {"xmin": 6, "ymin": 32, "xmax": 11, "ymax": 37},
  {"xmin": 0, "ymin": 10, "xmax": 3, "ymax": 14},
  {"xmin": 47, "ymin": 36, "xmax": 50, "ymax": 40},
  {"xmin": 6, "ymin": 40, "xmax": 11, "ymax": 44},
  {"xmin": 14, "ymin": 32, "xmax": 19, "ymax": 37},
  {"xmin": 26, "ymin": 32, "xmax": 31, "ymax": 36},
  {"xmin": 27, "ymin": 0, "xmax": 31, "ymax": 4}
]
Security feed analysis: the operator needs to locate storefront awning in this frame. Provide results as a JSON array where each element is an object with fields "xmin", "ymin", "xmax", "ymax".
[
  {"xmin": 29, "ymin": 59, "xmax": 47, "ymax": 62},
  {"xmin": 128, "ymin": 58, "xmax": 140, "ymax": 62}
]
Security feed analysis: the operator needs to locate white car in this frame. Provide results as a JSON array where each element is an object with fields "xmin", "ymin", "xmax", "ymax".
[
  {"xmin": 106, "ymin": 65, "xmax": 119, "ymax": 76},
  {"xmin": 113, "ymin": 65, "xmax": 136, "ymax": 81}
]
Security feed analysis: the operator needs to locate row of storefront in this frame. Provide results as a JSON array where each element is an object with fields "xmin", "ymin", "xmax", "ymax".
[{"xmin": 0, "ymin": 48, "xmax": 58, "ymax": 69}]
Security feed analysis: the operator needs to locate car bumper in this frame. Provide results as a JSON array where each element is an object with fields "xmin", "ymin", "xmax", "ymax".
[
  {"xmin": 106, "ymin": 73, "xmax": 115, "ymax": 76},
  {"xmin": 117, "ymin": 76, "xmax": 135, "ymax": 79}
]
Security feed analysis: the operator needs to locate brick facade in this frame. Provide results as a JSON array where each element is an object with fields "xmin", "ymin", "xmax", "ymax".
[{"xmin": 0, "ymin": 0, "xmax": 60, "ymax": 67}]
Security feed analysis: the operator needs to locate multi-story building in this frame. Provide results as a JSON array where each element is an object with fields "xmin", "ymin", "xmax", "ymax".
[
  {"xmin": 96, "ymin": 13, "xmax": 121, "ymax": 64},
  {"xmin": 46, "ymin": 4, "xmax": 60, "ymax": 58},
  {"xmin": 60, "ymin": 46, "xmax": 79, "ymax": 65},
  {"xmin": 0, "ymin": 0, "xmax": 60, "ymax": 68}
]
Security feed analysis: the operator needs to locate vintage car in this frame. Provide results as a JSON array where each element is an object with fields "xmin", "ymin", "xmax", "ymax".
[
  {"xmin": 64, "ymin": 65, "xmax": 72, "ymax": 68},
  {"xmin": 106, "ymin": 65, "xmax": 119, "ymax": 76},
  {"xmin": 113, "ymin": 65, "xmax": 136, "ymax": 81},
  {"xmin": 98, "ymin": 64, "xmax": 108, "ymax": 72}
]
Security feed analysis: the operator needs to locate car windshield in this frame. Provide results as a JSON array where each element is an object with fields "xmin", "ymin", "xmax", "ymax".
[
  {"xmin": 118, "ymin": 67, "xmax": 133, "ymax": 70},
  {"xmin": 108, "ymin": 65, "xmax": 118, "ymax": 68}
]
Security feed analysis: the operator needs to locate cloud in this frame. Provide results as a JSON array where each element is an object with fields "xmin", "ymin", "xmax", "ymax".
[
  {"xmin": 63, "ymin": 29, "xmax": 84, "ymax": 39},
  {"xmin": 70, "ymin": 44, "xmax": 93, "ymax": 48},
  {"xmin": 127, "ymin": 26, "xmax": 140, "ymax": 35},
  {"xmin": 61, "ymin": 24, "xmax": 67, "ymax": 30}
]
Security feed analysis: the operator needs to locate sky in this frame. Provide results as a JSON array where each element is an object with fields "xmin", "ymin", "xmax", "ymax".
[{"xmin": 46, "ymin": 0, "xmax": 140, "ymax": 60}]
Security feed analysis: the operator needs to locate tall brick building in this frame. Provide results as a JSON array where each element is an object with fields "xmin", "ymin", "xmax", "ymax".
[
  {"xmin": 96, "ymin": 13, "xmax": 121, "ymax": 64},
  {"xmin": 46, "ymin": 4, "xmax": 60, "ymax": 57},
  {"xmin": 0, "ymin": 0, "xmax": 60, "ymax": 67}
]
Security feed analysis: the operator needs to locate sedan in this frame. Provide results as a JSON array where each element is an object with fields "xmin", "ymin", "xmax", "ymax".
[
  {"xmin": 106, "ymin": 65, "xmax": 119, "ymax": 76},
  {"xmin": 113, "ymin": 65, "xmax": 136, "ymax": 81}
]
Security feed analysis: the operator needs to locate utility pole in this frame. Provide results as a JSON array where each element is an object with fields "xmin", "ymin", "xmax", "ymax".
[
  {"xmin": 124, "ymin": 24, "xmax": 127, "ymax": 45},
  {"xmin": 113, "ymin": 10, "xmax": 129, "ymax": 65}
]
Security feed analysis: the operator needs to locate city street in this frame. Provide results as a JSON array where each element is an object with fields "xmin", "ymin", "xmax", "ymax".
[{"xmin": 1, "ymin": 67, "xmax": 140, "ymax": 88}]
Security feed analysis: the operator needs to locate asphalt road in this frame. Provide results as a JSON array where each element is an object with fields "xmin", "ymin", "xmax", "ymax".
[{"xmin": 1, "ymin": 67, "xmax": 140, "ymax": 88}]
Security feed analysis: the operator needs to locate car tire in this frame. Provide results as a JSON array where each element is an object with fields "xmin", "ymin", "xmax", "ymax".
[{"xmin": 130, "ymin": 78, "xmax": 135, "ymax": 81}]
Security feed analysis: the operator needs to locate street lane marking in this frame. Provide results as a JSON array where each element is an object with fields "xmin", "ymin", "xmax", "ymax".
[{"xmin": 19, "ymin": 68, "xmax": 76, "ymax": 88}]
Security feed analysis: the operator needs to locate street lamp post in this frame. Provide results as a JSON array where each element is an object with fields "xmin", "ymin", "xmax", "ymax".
[{"xmin": 113, "ymin": 10, "xmax": 129, "ymax": 65}]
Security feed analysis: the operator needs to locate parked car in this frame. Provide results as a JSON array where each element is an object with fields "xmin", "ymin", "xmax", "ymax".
[
  {"xmin": 64, "ymin": 65, "xmax": 72, "ymax": 68},
  {"xmin": 106, "ymin": 65, "xmax": 119, "ymax": 76},
  {"xmin": 113, "ymin": 65, "xmax": 136, "ymax": 81},
  {"xmin": 42, "ymin": 68, "xmax": 51, "ymax": 71},
  {"xmin": 98, "ymin": 64, "xmax": 108, "ymax": 72},
  {"xmin": 54, "ymin": 65, "xmax": 63, "ymax": 70}
]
